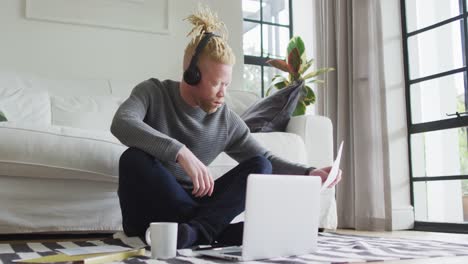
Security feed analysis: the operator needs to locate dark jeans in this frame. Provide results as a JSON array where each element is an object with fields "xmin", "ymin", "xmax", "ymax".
[{"xmin": 118, "ymin": 147, "xmax": 272, "ymax": 245}]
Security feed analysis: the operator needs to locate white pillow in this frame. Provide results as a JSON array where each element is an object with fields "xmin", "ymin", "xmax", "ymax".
[
  {"xmin": 225, "ymin": 90, "xmax": 259, "ymax": 115},
  {"xmin": 0, "ymin": 88, "xmax": 51, "ymax": 125},
  {"xmin": 51, "ymin": 95, "xmax": 123, "ymax": 131},
  {"xmin": 0, "ymin": 71, "xmax": 34, "ymax": 91}
]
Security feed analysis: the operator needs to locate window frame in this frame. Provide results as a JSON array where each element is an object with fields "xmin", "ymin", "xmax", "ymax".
[
  {"xmin": 400, "ymin": 0, "xmax": 468, "ymax": 233},
  {"xmin": 242, "ymin": 0, "xmax": 293, "ymax": 97}
]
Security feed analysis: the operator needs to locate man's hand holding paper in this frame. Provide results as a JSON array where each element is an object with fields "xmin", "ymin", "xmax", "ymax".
[{"xmin": 309, "ymin": 141, "xmax": 344, "ymax": 191}]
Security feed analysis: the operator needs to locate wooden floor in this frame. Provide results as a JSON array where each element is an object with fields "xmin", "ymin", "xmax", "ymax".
[
  {"xmin": 334, "ymin": 229, "xmax": 468, "ymax": 264},
  {"xmin": 1, "ymin": 230, "xmax": 468, "ymax": 263}
]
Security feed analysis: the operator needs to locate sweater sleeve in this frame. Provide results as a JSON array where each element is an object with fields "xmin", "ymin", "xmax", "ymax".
[
  {"xmin": 224, "ymin": 110, "xmax": 314, "ymax": 175},
  {"xmin": 110, "ymin": 80, "xmax": 184, "ymax": 162}
]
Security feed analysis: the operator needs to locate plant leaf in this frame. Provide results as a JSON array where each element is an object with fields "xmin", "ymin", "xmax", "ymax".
[
  {"xmin": 287, "ymin": 47, "xmax": 301, "ymax": 76},
  {"xmin": 0, "ymin": 111, "xmax": 7, "ymax": 122},
  {"xmin": 303, "ymin": 67, "xmax": 334, "ymax": 80},
  {"xmin": 268, "ymin": 75, "xmax": 289, "ymax": 96},
  {"xmin": 306, "ymin": 79, "xmax": 325, "ymax": 84},
  {"xmin": 299, "ymin": 59, "xmax": 314, "ymax": 75},
  {"xmin": 287, "ymin": 36, "xmax": 306, "ymax": 62},
  {"xmin": 274, "ymin": 82, "xmax": 288, "ymax": 90},
  {"xmin": 266, "ymin": 81, "xmax": 288, "ymax": 96},
  {"xmin": 266, "ymin": 86, "xmax": 274, "ymax": 96},
  {"xmin": 303, "ymin": 85, "xmax": 316, "ymax": 105},
  {"xmin": 292, "ymin": 101, "xmax": 307, "ymax": 116},
  {"xmin": 266, "ymin": 59, "xmax": 290, "ymax": 73},
  {"xmin": 270, "ymin": 74, "xmax": 288, "ymax": 85}
]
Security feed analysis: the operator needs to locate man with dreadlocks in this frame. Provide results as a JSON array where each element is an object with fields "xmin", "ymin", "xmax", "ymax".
[{"xmin": 111, "ymin": 6, "xmax": 341, "ymax": 249}]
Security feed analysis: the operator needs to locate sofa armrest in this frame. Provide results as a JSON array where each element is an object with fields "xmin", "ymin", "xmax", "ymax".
[
  {"xmin": 286, "ymin": 115, "xmax": 337, "ymax": 229},
  {"xmin": 286, "ymin": 115, "xmax": 334, "ymax": 168}
]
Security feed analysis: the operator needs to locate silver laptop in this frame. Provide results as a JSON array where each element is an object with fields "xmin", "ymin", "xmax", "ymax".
[{"xmin": 197, "ymin": 173, "xmax": 321, "ymax": 261}]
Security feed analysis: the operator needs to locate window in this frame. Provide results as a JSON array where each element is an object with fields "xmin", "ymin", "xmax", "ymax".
[
  {"xmin": 242, "ymin": 0, "xmax": 293, "ymax": 97},
  {"xmin": 401, "ymin": 0, "xmax": 468, "ymax": 233}
]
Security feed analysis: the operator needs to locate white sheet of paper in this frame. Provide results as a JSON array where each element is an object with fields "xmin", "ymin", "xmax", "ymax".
[
  {"xmin": 320, "ymin": 141, "xmax": 344, "ymax": 191},
  {"xmin": 56, "ymin": 245, "xmax": 132, "ymax": 256}
]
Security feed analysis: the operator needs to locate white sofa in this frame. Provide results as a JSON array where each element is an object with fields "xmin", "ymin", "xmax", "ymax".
[{"xmin": 0, "ymin": 72, "xmax": 337, "ymax": 234}]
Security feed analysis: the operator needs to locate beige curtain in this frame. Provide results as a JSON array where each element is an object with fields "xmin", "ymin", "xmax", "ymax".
[{"xmin": 314, "ymin": 0, "xmax": 392, "ymax": 230}]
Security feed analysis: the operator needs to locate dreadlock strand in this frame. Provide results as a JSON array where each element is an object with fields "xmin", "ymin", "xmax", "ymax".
[{"xmin": 183, "ymin": 5, "xmax": 235, "ymax": 66}]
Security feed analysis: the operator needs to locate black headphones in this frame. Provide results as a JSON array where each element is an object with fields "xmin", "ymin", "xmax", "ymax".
[{"xmin": 183, "ymin": 32, "xmax": 218, "ymax": 85}]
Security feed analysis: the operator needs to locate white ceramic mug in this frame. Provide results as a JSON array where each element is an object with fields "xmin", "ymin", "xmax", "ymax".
[{"xmin": 145, "ymin": 222, "xmax": 178, "ymax": 259}]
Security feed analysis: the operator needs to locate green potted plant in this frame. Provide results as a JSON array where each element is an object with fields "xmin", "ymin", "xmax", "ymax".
[{"xmin": 266, "ymin": 36, "xmax": 334, "ymax": 116}]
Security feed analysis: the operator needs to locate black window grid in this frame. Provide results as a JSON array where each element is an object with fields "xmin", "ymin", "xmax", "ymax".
[
  {"xmin": 400, "ymin": 0, "xmax": 468, "ymax": 233},
  {"xmin": 243, "ymin": 0, "xmax": 293, "ymax": 97}
]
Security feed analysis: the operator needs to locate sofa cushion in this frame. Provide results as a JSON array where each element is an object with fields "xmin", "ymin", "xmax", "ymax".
[
  {"xmin": 109, "ymin": 79, "xmax": 141, "ymax": 98},
  {"xmin": 0, "ymin": 122, "xmax": 307, "ymax": 185},
  {"xmin": 225, "ymin": 90, "xmax": 260, "ymax": 116},
  {"xmin": 0, "ymin": 71, "xmax": 111, "ymax": 96},
  {"xmin": 0, "ymin": 71, "xmax": 35, "ymax": 91},
  {"xmin": 0, "ymin": 123, "xmax": 125, "ymax": 183},
  {"xmin": 0, "ymin": 88, "xmax": 51, "ymax": 125},
  {"xmin": 51, "ymin": 95, "xmax": 124, "ymax": 131},
  {"xmin": 34, "ymin": 77, "xmax": 111, "ymax": 96}
]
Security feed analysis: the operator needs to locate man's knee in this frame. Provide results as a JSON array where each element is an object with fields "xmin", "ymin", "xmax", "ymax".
[
  {"xmin": 119, "ymin": 147, "xmax": 160, "ymax": 190},
  {"xmin": 120, "ymin": 147, "xmax": 151, "ymax": 167},
  {"xmin": 246, "ymin": 155, "xmax": 272, "ymax": 174}
]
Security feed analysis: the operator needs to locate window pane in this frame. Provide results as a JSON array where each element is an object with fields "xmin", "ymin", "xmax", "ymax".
[
  {"xmin": 262, "ymin": 0, "xmax": 289, "ymax": 25},
  {"xmin": 405, "ymin": 0, "xmax": 460, "ymax": 32},
  {"xmin": 243, "ymin": 64, "xmax": 262, "ymax": 97},
  {"xmin": 262, "ymin": 25, "xmax": 289, "ymax": 58},
  {"xmin": 242, "ymin": 0, "xmax": 260, "ymax": 20},
  {"xmin": 243, "ymin": 22, "xmax": 261, "ymax": 56},
  {"xmin": 410, "ymin": 73, "xmax": 466, "ymax": 124},
  {"xmin": 408, "ymin": 20, "xmax": 464, "ymax": 80},
  {"xmin": 414, "ymin": 180, "xmax": 468, "ymax": 223},
  {"xmin": 411, "ymin": 127, "xmax": 468, "ymax": 177},
  {"xmin": 263, "ymin": 66, "xmax": 285, "ymax": 96}
]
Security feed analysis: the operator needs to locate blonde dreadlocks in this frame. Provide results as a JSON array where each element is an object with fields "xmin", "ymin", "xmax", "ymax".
[{"xmin": 183, "ymin": 6, "xmax": 236, "ymax": 67}]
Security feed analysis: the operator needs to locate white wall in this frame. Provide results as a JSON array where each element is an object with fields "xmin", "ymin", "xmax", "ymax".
[
  {"xmin": 380, "ymin": 0, "xmax": 414, "ymax": 230},
  {"xmin": 0, "ymin": 0, "xmax": 244, "ymax": 91}
]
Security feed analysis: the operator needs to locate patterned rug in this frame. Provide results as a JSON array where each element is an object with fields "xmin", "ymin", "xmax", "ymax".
[{"xmin": 1, "ymin": 232, "xmax": 468, "ymax": 264}]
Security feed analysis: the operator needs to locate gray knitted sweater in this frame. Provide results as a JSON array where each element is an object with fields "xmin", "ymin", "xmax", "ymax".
[{"xmin": 111, "ymin": 78, "xmax": 312, "ymax": 188}]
